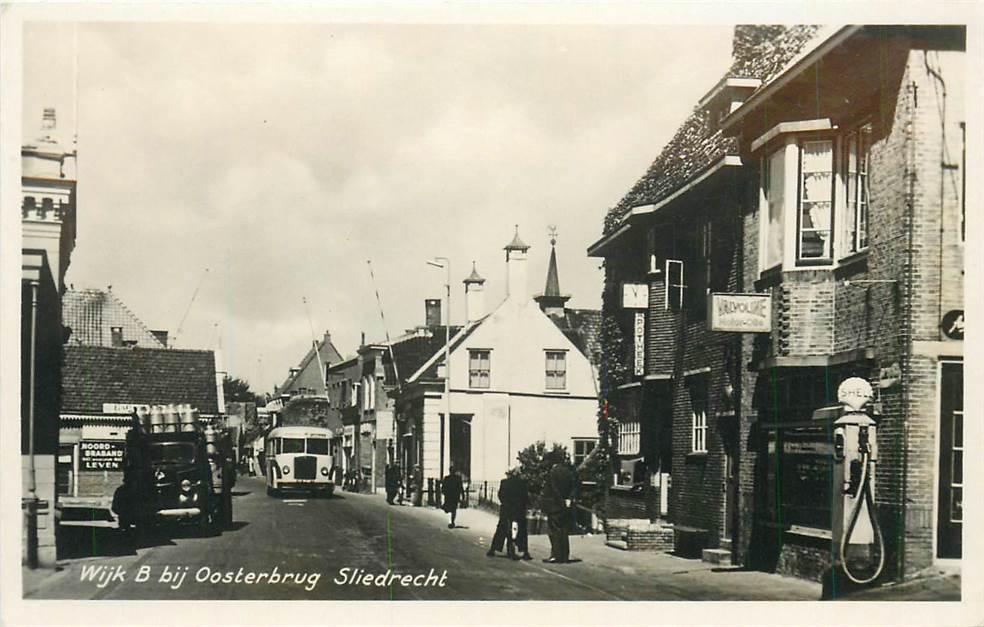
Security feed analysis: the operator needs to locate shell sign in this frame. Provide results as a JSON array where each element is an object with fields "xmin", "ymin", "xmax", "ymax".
[{"xmin": 837, "ymin": 377, "xmax": 874, "ymax": 411}]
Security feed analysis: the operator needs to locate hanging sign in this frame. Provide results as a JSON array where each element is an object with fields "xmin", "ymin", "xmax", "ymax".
[
  {"xmin": 633, "ymin": 312, "xmax": 645, "ymax": 376},
  {"xmin": 708, "ymin": 293, "xmax": 772, "ymax": 333}
]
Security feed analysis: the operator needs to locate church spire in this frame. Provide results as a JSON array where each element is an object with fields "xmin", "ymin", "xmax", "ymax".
[{"xmin": 534, "ymin": 226, "xmax": 571, "ymax": 317}]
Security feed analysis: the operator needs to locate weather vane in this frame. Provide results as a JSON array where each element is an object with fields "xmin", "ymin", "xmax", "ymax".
[{"xmin": 548, "ymin": 224, "xmax": 558, "ymax": 246}]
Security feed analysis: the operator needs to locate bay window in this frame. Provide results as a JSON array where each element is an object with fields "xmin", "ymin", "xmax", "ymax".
[{"xmin": 758, "ymin": 120, "xmax": 876, "ymax": 273}]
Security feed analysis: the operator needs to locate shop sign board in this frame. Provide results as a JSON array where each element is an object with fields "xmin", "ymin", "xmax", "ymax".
[
  {"xmin": 79, "ymin": 440, "xmax": 125, "ymax": 471},
  {"xmin": 708, "ymin": 293, "xmax": 771, "ymax": 333}
]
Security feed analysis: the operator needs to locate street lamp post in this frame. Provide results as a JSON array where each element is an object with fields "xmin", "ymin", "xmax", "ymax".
[{"xmin": 426, "ymin": 258, "xmax": 451, "ymax": 482}]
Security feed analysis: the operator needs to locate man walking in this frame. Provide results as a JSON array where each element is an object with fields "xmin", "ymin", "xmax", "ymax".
[
  {"xmin": 487, "ymin": 469, "xmax": 532, "ymax": 560},
  {"xmin": 441, "ymin": 465, "xmax": 465, "ymax": 528},
  {"xmin": 538, "ymin": 450, "xmax": 577, "ymax": 563},
  {"xmin": 385, "ymin": 463, "xmax": 400, "ymax": 505}
]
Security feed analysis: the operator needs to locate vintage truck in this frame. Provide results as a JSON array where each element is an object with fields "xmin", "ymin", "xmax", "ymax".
[{"xmin": 59, "ymin": 404, "xmax": 235, "ymax": 536}]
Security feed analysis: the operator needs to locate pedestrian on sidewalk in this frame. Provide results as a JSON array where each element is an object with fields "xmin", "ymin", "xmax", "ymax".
[
  {"xmin": 441, "ymin": 466, "xmax": 465, "ymax": 528},
  {"xmin": 411, "ymin": 465, "xmax": 423, "ymax": 506},
  {"xmin": 385, "ymin": 463, "xmax": 400, "ymax": 505},
  {"xmin": 538, "ymin": 451, "xmax": 576, "ymax": 564},
  {"xmin": 487, "ymin": 468, "xmax": 532, "ymax": 560}
]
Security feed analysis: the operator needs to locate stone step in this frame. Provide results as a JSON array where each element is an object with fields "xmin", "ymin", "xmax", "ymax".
[
  {"xmin": 719, "ymin": 537, "xmax": 733, "ymax": 552},
  {"xmin": 701, "ymin": 548, "xmax": 732, "ymax": 566}
]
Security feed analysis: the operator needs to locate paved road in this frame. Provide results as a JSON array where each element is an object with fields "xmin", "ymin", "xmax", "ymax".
[{"xmin": 29, "ymin": 476, "xmax": 821, "ymax": 601}]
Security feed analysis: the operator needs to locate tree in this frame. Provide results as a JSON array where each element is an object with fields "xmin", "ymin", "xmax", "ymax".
[
  {"xmin": 515, "ymin": 441, "xmax": 569, "ymax": 508},
  {"xmin": 223, "ymin": 375, "xmax": 257, "ymax": 403}
]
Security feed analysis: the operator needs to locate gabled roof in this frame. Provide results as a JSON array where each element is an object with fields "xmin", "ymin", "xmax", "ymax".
[
  {"xmin": 61, "ymin": 345, "xmax": 219, "ymax": 415},
  {"xmin": 280, "ymin": 334, "xmax": 343, "ymax": 390},
  {"xmin": 62, "ymin": 288, "xmax": 166, "ymax": 348},
  {"xmin": 602, "ymin": 25, "xmax": 824, "ymax": 235}
]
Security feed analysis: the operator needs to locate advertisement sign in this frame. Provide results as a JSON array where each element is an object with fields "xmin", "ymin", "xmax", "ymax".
[
  {"xmin": 79, "ymin": 440, "xmax": 125, "ymax": 471},
  {"xmin": 708, "ymin": 293, "xmax": 771, "ymax": 333},
  {"xmin": 837, "ymin": 377, "xmax": 873, "ymax": 411},
  {"xmin": 633, "ymin": 312, "xmax": 645, "ymax": 376},
  {"xmin": 102, "ymin": 402, "xmax": 150, "ymax": 415}
]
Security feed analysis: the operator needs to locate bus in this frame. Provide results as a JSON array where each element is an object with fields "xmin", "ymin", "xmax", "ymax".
[{"xmin": 264, "ymin": 426, "xmax": 335, "ymax": 498}]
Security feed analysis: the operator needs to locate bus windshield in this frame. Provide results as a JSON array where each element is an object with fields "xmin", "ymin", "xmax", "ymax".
[
  {"xmin": 282, "ymin": 438, "xmax": 305, "ymax": 454},
  {"xmin": 306, "ymin": 438, "xmax": 329, "ymax": 455}
]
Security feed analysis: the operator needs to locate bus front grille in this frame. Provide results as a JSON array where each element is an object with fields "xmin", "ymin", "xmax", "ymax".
[{"xmin": 294, "ymin": 455, "xmax": 316, "ymax": 480}]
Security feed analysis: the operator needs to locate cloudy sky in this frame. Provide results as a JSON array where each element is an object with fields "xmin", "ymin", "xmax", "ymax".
[{"xmin": 23, "ymin": 20, "xmax": 734, "ymax": 393}]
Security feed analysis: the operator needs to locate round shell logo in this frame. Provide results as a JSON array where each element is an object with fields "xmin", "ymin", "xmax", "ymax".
[{"xmin": 838, "ymin": 377, "xmax": 874, "ymax": 411}]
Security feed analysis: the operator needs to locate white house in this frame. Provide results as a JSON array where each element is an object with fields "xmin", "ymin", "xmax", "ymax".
[{"xmin": 395, "ymin": 227, "xmax": 601, "ymax": 486}]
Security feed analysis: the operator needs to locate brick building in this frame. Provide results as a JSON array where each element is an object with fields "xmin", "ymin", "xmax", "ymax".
[{"xmin": 589, "ymin": 25, "xmax": 964, "ymax": 583}]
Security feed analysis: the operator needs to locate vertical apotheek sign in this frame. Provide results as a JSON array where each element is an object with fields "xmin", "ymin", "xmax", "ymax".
[
  {"xmin": 708, "ymin": 293, "xmax": 772, "ymax": 333},
  {"xmin": 634, "ymin": 312, "xmax": 645, "ymax": 376}
]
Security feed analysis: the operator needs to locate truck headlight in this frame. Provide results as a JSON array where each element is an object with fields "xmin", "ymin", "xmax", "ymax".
[
  {"xmin": 320, "ymin": 467, "xmax": 329, "ymax": 476},
  {"xmin": 283, "ymin": 465, "xmax": 290, "ymax": 475}
]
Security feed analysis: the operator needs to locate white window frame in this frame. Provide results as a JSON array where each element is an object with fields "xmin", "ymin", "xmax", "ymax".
[
  {"xmin": 665, "ymin": 259, "xmax": 685, "ymax": 310},
  {"xmin": 692, "ymin": 406, "xmax": 708, "ymax": 453},
  {"xmin": 796, "ymin": 139, "xmax": 835, "ymax": 264},
  {"xmin": 618, "ymin": 421, "xmax": 640, "ymax": 455},
  {"xmin": 545, "ymin": 350, "xmax": 567, "ymax": 390},
  {"xmin": 843, "ymin": 122, "xmax": 872, "ymax": 256},
  {"xmin": 468, "ymin": 349, "xmax": 491, "ymax": 389}
]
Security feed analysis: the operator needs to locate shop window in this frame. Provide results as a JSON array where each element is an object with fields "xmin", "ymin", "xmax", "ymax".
[
  {"xmin": 797, "ymin": 140, "xmax": 834, "ymax": 262},
  {"xmin": 618, "ymin": 421, "xmax": 640, "ymax": 455},
  {"xmin": 844, "ymin": 123, "xmax": 872, "ymax": 254},
  {"xmin": 545, "ymin": 350, "xmax": 567, "ymax": 390},
  {"xmin": 469, "ymin": 349, "xmax": 491, "ymax": 389},
  {"xmin": 573, "ymin": 438, "xmax": 597, "ymax": 467}
]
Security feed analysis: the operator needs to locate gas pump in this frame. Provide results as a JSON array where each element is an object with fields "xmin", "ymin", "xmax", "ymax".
[{"xmin": 831, "ymin": 377, "xmax": 885, "ymax": 585}]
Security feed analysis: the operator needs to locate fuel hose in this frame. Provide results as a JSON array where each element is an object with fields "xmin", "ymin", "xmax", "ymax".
[{"xmin": 838, "ymin": 451, "xmax": 885, "ymax": 585}]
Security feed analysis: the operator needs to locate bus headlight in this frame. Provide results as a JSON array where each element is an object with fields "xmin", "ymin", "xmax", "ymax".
[
  {"xmin": 282, "ymin": 465, "xmax": 290, "ymax": 475},
  {"xmin": 320, "ymin": 467, "xmax": 329, "ymax": 476}
]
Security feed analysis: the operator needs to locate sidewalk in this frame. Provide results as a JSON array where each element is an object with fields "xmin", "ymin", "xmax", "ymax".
[{"xmin": 356, "ymin": 491, "xmax": 824, "ymax": 601}]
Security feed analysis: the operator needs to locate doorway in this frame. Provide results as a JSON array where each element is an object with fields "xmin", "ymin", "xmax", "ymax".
[
  {"xmin": 450, "ymin": 414, "xmax": 472, "ymax": 482},
  {"xmin": 937, "ymin": 361, "xmax": 963, "ymax": 559}
]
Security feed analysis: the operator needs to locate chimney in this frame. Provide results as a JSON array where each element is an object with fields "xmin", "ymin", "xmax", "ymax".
[
  {"xmin": 425, "ymin": 299, "xmax": 442, "ymax": 327},
  {"xmin": 504, "ymin": 225, "xmax": 530, "ymax": 299},
  {"xmin": 150, "ymin": 330, "xmax": 169, "ymax": 347},
  {"xmin": 463, "ymin": 261, "xmax": 486, "ymax": 323},
  {"xmin": 110, "ymin": 326, "xmax": 123, "ymax": 347}
]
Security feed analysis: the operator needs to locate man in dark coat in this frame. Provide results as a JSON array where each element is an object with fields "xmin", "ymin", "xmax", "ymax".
[
  {"xmin": 487, "ymin": 469, "xmax": 532, "ymax": 560},
  {"xmin": 538, "ymin": 451, "xmax": 577, "ymax": 563},
  {"xmin": 441, "ymin": 466, "xmax": 465, "ymax": 528},
  {"xmin": 384, "ymin": 464, "xmax": 400, "ymax": 505}
]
